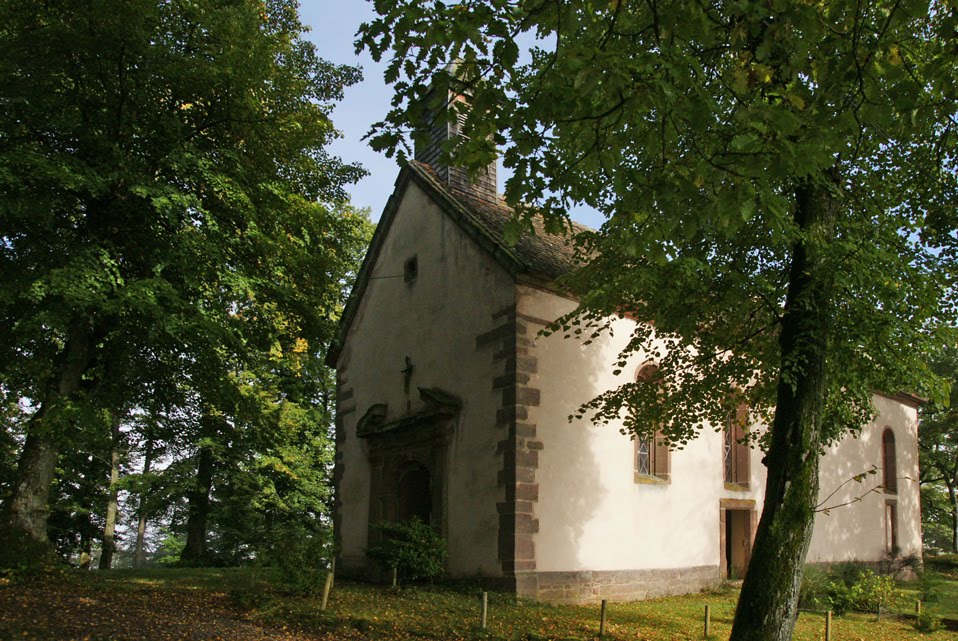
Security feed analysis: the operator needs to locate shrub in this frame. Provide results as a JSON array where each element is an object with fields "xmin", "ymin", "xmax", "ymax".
[
  {"xmin": 849, "ymin": 569, "xmax": 898, "ymax": 612},
  {"xmin": 913, "ymin": 612, "xmax": 943, "ymax": 633},
  {"xmin": 800, "ymin": 564, "xmax": 900, "ymax": 615},
  {"xmin": 153, "ymin": 530, "xmax": 186, "ymax": 566},
  {"xmin": 880, "ymin": 552, "xmax": 922, "ymax": 578},
  {"xmin": 798, "ymin": 567, "xmax": 830, "ymax": 610},
  {"xmin": 266, "ymin": 526, "xmax": 332, "ymax": 596},
  {"xmin": 825, "ymin": 580, "xmax": 856, "ymax": 616},
  {"xmin": 917, "ymin": 570, "xmax": 943, "ymax": 603},
  {"xmin": 830, "ymin": 562, "xmax": 868, "ymax": 587},
  {"xmin": 366, "ymin": 518, "xmax": 447, "ymax": 582}
]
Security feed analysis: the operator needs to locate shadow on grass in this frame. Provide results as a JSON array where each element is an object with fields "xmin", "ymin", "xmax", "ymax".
[{"xmin": 15, "ymin": 567, "xmax": 958, "ymax": 641}]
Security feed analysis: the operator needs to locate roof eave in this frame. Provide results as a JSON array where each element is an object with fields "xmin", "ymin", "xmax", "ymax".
[
  {"xmin": 325, "ymin": 168, "xmax": 415, "ymax": 368},
  {"xmin": 875, "ymin": 390, "xmax": 926, "ymax": 410}
]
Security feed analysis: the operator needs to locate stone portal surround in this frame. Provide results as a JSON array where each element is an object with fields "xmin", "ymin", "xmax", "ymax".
[{"xmin": 476, "ymin": 305, "xmax": 542, "ymax": 585}]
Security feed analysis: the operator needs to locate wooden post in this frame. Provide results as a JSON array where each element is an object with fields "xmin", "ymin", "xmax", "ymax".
[
  {"xmin": 876, "ymin": 603, "xmax": 882, "ymax": 622},
  {"xmin": 916, "ymin": 600, "xmax": 922, "ymax": 616},
  {"xmin": 320, "ymin": 570, "xmax": 333, "ymax": 611},
  {"xmin": 704, "ymin": 604, "xmax": 711, "ymax": 638},
  {"xmin": 480, "ymin": 591, "xmax": 488, "ymax": 629},
  {"xmin": 392, "ymin": 566, "xmax": 398, "ymax": 588},
  {"xmin": 599, "ymin": 599, "xmax": 607, "ymax": 637},
  {"xmin": 825, "ymin": 610, "xmax": 832, "ymax": 641}
]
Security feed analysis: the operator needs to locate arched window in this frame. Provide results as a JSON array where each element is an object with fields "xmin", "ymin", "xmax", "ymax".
[
  {"xmin": 634, "ymin": 364, "xmax": 670, "ymax": 483},
  {"xmin": 882, "ymin": 428, "xmax": 897, "ymax": 494},
  {"xmin": 723, "ymin": 403, "xmax": 750, "ymax": 488}
]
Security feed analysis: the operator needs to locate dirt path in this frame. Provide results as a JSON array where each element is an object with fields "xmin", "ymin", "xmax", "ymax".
[{"xmin": 0, "ymin": 574, "xmax": 328, "ymax": 641}]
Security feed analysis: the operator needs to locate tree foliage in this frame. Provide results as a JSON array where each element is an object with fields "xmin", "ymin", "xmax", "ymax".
[
  {"xmin": 920, "ymin": 347, "xmax": 958, "ymax": 553},
  {"xmin": 360, "ymin": 2, "xmax": 957, "ymax": 640},
  {"xmin": 0, "ymin": 0, "xmax": 372, "ymax": 560},
  {"xmin": 367, "ymin": 518, "xmax": 448, "ymax": 582},
  {"xmin": 361, "ymin": 0, "xmax": 955, "ymax": 436}
]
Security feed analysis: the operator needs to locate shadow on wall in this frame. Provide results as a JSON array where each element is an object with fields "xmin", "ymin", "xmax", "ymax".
[
  {"xmin": 881, "ymin": 400, "xmax": 922, "ymax": 557},
  {"xmin": 810, "ymin": 416, "xmax": 908, "ymax": 564},
  {"xmin": 529, "ymin": 325, "xmax": 615, "ymax": 570}
]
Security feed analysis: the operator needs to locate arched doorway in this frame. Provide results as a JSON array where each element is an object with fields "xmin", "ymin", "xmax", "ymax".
[{"xmin": 397, "ymin": 464, "xmax": 432, "ymax": 524}]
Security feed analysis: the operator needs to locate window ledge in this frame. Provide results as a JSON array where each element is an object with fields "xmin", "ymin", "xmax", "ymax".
[
  {"xmin": 635, "ymin": 473, "xmax": 670, "ymax": 485},
  {"xmin": 724, "ymin": 482, "xmax": 750, "ymax": 492}
]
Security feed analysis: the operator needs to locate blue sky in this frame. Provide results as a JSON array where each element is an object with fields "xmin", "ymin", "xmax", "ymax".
[
  {"xmin": 302, "ymin": 2, "xmax": 396, "ymax": 220},
  {"xmin": 300, "ymin": 2, "xmax": 603, "ymax": 228}
]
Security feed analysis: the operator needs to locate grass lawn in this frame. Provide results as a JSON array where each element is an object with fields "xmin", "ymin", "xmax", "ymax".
[
  {"xmin": 2, "ymin": 565, "xmax": 957, "ymax": 640},
  {"xmin": 252, "ymin": 577, "xmax": 958, "ymax": 641},
  {"xmin": 900, "ymin": 559, "xmax": 958, "ymax": 620}
]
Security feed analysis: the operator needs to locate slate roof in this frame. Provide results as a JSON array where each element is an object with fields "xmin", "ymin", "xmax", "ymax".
[
  {"xmin": 326, "ymin": 160, "xmax": 586, "ymax": 366},
  {"xmin": 408, "ymin": 160, "xmax": 588, "ymax": 282}
]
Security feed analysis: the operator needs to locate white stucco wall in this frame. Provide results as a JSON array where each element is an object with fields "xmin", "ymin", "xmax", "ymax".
[
  {"xmin": 519, "ymin": 284, "xmax": 921, "ymax": 573},
  {"xmin": 336, "ymin": 181, "xmax": 514, "ymax": 576},
  {"xmin": 808, "ymin": 394, "xmax": 922, "ymax": 563},
  {"xmin": 338, "ymin": 187, "xmax": 922, "ymax": 582},
  {"xmin": 519, "ymin": 285, "xmax": 765, "ymax": 573}
]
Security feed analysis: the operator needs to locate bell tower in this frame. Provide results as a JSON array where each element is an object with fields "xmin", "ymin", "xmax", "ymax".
[{"xmin": 413, "ymin": 75, "xmax": 498, "ymax": 204}]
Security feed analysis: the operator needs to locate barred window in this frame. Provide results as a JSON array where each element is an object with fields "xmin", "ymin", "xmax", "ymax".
[
  {"xmin": 636, "ymin": 436, "xmax": 651, "ymax": 475},
  {"xmin": 633, "ymin": 364, "xmax": 670, "ymax": 483}
]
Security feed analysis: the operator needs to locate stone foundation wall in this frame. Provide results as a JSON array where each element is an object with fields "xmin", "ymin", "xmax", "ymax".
[
  {"xmin": 807, "ymin": 558, "xmax": 921, "ymax": 581},
  {"xmin": 517, "ymin": 566, "xmax": 722, "ymax": 604}
]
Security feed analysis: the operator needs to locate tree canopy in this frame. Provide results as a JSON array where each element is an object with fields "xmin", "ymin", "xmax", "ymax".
[
  {"xmin": 360, "ymin": 1, "xmax": 957, "ymax": 640},
  {"xmin": 920, "ymin": 347, "xmax": 958, "ymax": 553},
  {"xmin": 0, "ymin": 0, "xmax": 372, "ymax": 561}
]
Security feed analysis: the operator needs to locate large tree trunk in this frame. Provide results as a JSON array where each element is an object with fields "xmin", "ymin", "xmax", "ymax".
[
  {"xmin": 98, "ymin": 414, "xmax": 122, "ymax": 569},
  {"xmin": 730, "ymin": 180, "xmax": 836, "ymax": 641},
  {"xmin": 133, "ymin": 437, "xmax": 155, "ymax": 569},
  {"xmin": 5, "ymin": 426, "xmax": 59, "ymax": 544},
  {"xmin": 1, "ymin": 320, "xmax": 93, "ymax": 561},
  {"xmin": 181, "ymin": 441, "xmax": 215, "ymax": 565}
]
